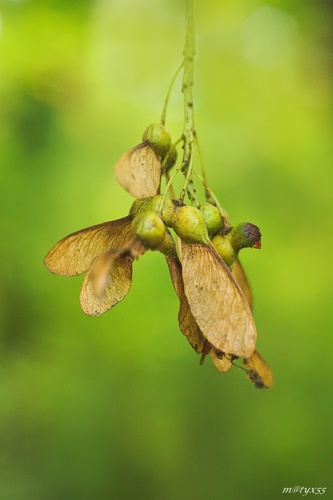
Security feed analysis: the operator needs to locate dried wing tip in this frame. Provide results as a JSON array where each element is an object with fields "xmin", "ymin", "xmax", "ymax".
[
  {"xmin": 80, "ymin": 251, "xmax": 133, "ymax": 316},
  {"xmin": 167, "ymin": 256, "xmax": 205, "ymax": 354},
  {"xmin": 244, "ymin": 350, "xmax": 273, "ymax": 389},
  {"xmin": 181, "ymin": 243, "xmax": 257, "ymax": 358},
  {"xmin": 209, "ymin": 349, "xmax": 233, "ymax": 373},
  {"xmin": 114, "ymin": 144, "xmax": 161, "ymax": 199}
]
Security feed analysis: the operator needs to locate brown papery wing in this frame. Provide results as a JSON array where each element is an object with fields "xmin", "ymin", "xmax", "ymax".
[
  {"xmin": 181, "ymin": 244, "xmax": 257, "ymax": 358},
  {"xmin": 232, "ymin": 259, "xmax": 253, "ymax": 310},
  {"xmin": 114, "ymin": 144, "xmax": 161, "ymax": 199},
  {"xmin": 44, "ymin": 216, "xmax": 133, "ymax": 277},
  {"xmin": 244, "ymin": 350, "xmax": 274, "ymax": 388},
  {"xmin": 167, "ymin": 256, "xmax": 205, "ymax": 354},
  {"xmin": 80, "ymin": 252, "xmax": 133, "ymax": 316}
]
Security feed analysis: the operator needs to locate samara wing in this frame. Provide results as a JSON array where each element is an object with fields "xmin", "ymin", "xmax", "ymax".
[
  {"xmin": 44, "ymin": 216, "xmax": 133, "ymax": 277},
  {"xmin": 80, "ymin": 251, "xmax": 133, "ymax": 316},
  {"xmin": 167, "ymin": 256, "xmax": 205, "ymax": 354},
  {"xmin": 114, "ymin": 144, "xmax": 161, "ymax": 199},
  {"xmin": 181, "ymin": 243, "xmax": 257, "ymax": 358}
]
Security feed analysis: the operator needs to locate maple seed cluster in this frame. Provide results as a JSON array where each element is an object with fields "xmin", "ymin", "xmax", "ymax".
[{"xmin": 44, "ymin": 123, "xmax": 273, "ymax": 389}]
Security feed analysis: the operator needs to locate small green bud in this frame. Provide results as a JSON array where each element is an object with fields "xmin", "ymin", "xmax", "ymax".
[
  {"xmin": 131, "ymin": 211, "xmax": 166, "ymax": 249},
  {"xmin": 142, "ymin": 123, "xmax": 171, "ymax": 158},
  {"xmin": 200, "ymin": 202, "xmax": 223, "ymax": 237},
  {"xmin": 211, "ymin": 234, "xmax": 236, "ymax": 269},
  {"xmin": 170, "ymin": 205, "xmax": 210, "ymax": 244}
]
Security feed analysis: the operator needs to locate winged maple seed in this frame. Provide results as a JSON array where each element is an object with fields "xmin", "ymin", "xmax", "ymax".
[
  {"xmin": 44, "ymin": 216, "xmax": 146, "ymax": 316},
  {"xmin": 167, "ymin": 254, "xmax": 237, "ymax": 373},
  {"xmin": 114, "ymin": 123, "xmax": 172, "ymax": 199},
  {"xmin": 114, "ymin": 143, "xmax": 162, "ymax": 199},
  {"xmin": 166, "ymin": 241, "xmax": 272, "ymax": 386},
  {"xmin": 181, "ymin": 243, "xmax": 257, "ymax": 359}
]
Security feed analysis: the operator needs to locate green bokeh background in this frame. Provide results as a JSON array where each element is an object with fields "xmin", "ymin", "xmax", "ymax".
[{"xmin": 1, "ymin": 1, "xmax": 332, "ymax": 499}]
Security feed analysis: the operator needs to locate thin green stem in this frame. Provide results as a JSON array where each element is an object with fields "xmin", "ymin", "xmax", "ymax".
[
  {"xmin": 180, "ymin": 0, "xmax": 198, "ymax": 205},
  {"xmin": 161, "ymin": 135, "xmax": 183, "ymax": 172},
  {"xmin": 194, "ymin": 132, "xmax": 210, "ymax": 200},
  {"xmin": 160, "ymin": 62, "xmax": 184, "ymax": 126},
  {"xmin": 179, "ymin": 154, "xmax": 199, "ymax": 206},
  {"xmin": 164, "ymin": 173, "xmax": 176, "ymax": 199},
  {"xmin": 161, "ymin": 163, "xmax": 183, "ymax": 208},
  {"xmin": 161, "ymin": 136, "xmax": 183, "ymax": 200}
]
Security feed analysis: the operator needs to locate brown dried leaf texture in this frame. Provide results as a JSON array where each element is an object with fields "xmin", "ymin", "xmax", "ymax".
[
  {"xmin": 232, "ymin": 259, "xmax": 253, "ymax": 310},
  {"xmin": 181, "ymin": 243, "xmax": 257, "ymax": 358},
  {"xmin": 44, "ymin": 216, "xmax": 134, "ymax": 276},
  {"xmin": 244, "ymin": 350, "xmax": 274, "ymax": 388},
  {"xmin": 114, "ymin": 144, "xmax": 161, "ymax": 199},
  {"xmin": 167, "ymin": 256, "xmax": 205, "ymax": 354}
]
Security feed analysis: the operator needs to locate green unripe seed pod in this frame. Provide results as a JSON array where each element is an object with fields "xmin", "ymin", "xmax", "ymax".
[
  {"xmin": 211, "ymin": 234, "xmax": 236, "ymax": 269},
  {"xmin": 142, "ymin": 123, "xmax": 171, "ymax": 158},
  {"xmin": 200, "ymin": 202, "xmax": 223, "ymax": 237},
  {"xmin": 170, "ymin": 205, "xmax": 210, "ymax": 244},
  {"xmin": 163, "ymin": 145, "xmax": 177, "ymax": 172},
  {"xmin": 132, "ymin": 210, "xmax": 166, "ymax": 249},
  {"xmin": 129, "ymin": 198, "xmax": 146, "ymax": 216},
  {"xmin": 146, "ymin": 195, "xmax": 174, "ymax": 227},
  {"xmin": 132, "ymin": 195, "xmax": 174, "ymax": 227},
  {"xmin": 228, "ymin": 222, "xmax": 261, "ymax": 250},
  {"xmin": 156, "ymin": 230, "xmax": 176, "ymax": 258}
]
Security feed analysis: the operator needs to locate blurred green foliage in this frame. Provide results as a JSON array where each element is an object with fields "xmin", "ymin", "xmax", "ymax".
[{"xmin": 1, "ymin": 1, "xmax": 333, "ymax": 499}]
